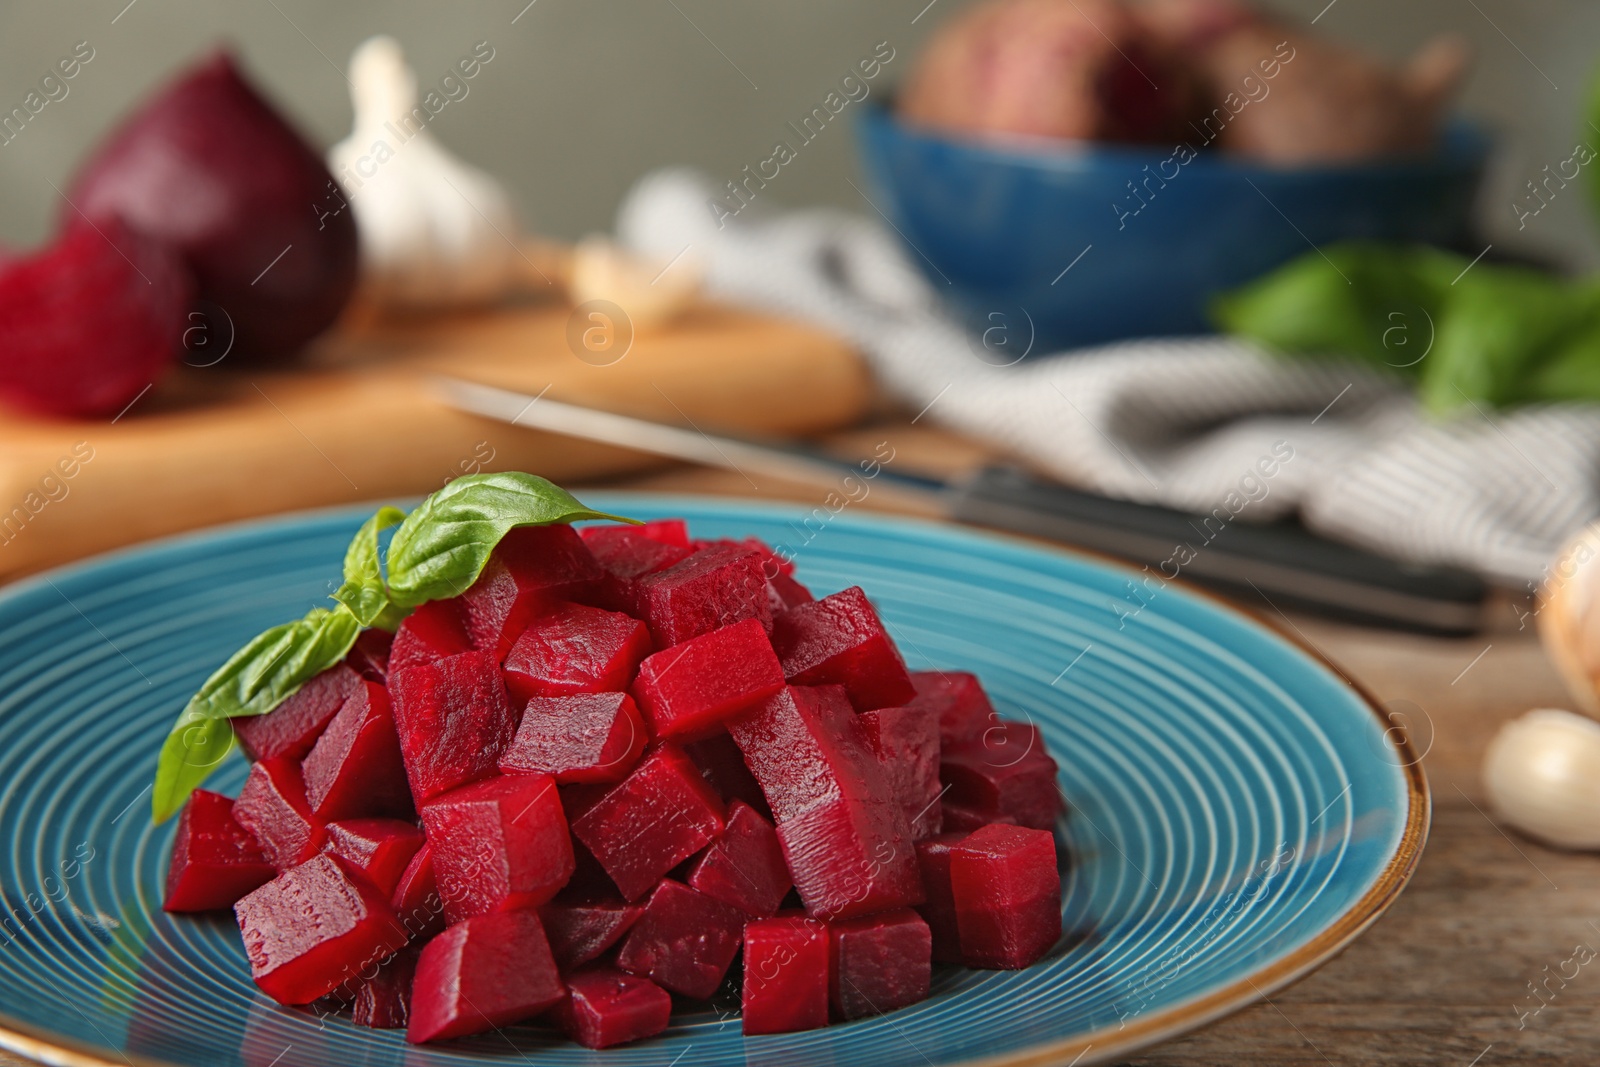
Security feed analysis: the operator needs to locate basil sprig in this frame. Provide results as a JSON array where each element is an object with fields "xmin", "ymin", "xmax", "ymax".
[{"xmin": 151, "ymin": 473, "xmax": 635, "ymax": 822}]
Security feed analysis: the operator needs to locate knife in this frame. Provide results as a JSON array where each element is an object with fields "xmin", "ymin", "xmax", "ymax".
[{"xmin": 434, "ymin": 377, "xmax": 1488, "ymax": 635}]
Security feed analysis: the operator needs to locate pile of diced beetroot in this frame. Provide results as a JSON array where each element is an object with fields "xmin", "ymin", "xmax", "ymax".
[{"xmin": 164, "ymin": 519, "xmax": 1066, "ymax": 1046}]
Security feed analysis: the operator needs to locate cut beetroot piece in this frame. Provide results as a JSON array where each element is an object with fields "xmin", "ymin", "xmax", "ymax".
[
  {"xmin": 391, "ymin": 842, "xmax": 446, "ymax": 942},
  {"xmin": 634, "ymin": 519, "xmax": 691, "ymax": 548},
  {"xmin": 502, "ymin": 603, "xmax": 652, "ymax": 701},
  {"xmin": 498, "ymin": 692, "xmax": 646, "ymax": 785},
  {"xmin": 233, "ymin": 757, "xmax": 324, "ymax": 871},
  {"xmin": 616, "ymin": 879, "xmax": 745, "ymax": 999},
  {"xmin": 231, "ymin": 663, "xmax": 361, "ymax": 762},
  {"xmin": 742, "ymin": 915, "xmax": 830, "ymax": 1035},
  {"xmin": 352, "ymin": 944, "xmax": 418, "ymax": 1029},
  {"xmin": 571, "ymin": 744, "xmax": 726, "ymax": 901},
  {"xmin": 771, "ymin": 587, "xmax": 915, "ymax": 711},
  {"xmin": 686, "ymin": 800, "xmax": 790, "ymax": 917},
  {"xmin": 390, "ymin": 650, "xmax": 517, "ymax": 801},
  {"xmin": 419, "ymin": 772, "xmax": 573, "ymax": 923},
  {"xmin": 346, "ymin": 628, "xmax": 393, "ymax": 683},
  {"xmin": 729, "ymin": 685, "xmax": 923, "ymax": 920},
  {"xmin": 323, "ymin": 819, "xmax": 425, "ymax": 896},
  {"xmin": 539, "ymin": 901, "xmax": 643, "ymax": 970},
  {"xmin": 388, "ymin": 598, "xmax": 472, "ymax": 675},
  {"xmin": 913, "ymin": 832, "xmax": 969, "ymax": 963},
  {"xmin": 582, "ymin": 527, "xmax": 695, "ymax": 615},
  {"xmin": 636, "ymin": 543, "xmax": 772, "ymax": 647},
  {"xmin": 830, "ymin": 908, "xmax": 932, "ymax": 1019},
  {"xmin": 940, "ymin": 721, "xmax": 1061, "ymax": 832},
  {"xmin": 692, "ymin": 536, "xmax": 794, "ymax": 576},
  {"xmin": 949, "ymin": 823, "xmax": 1061, "ymax": 969},
  {"xmin": 859, "ymin": 704, "xmax": 943, "ymax": 839},
  {"xmin": 631, "ymin": 619, "xmax": 786, "ymax": 740},
  {"xmin": 460, "ymin": 525, "xmax": 604, "ymax": 662},
  {"xmin": 302, "ymin": 680, "xmax": 413, "ymax": 822},
  {"xmin": 407, "ymin": 909, "xmax": 566, "ymax": 1043},
  {"xmin": 907, "ymin": 670, "xmax": 998, "ymax": 746},
  {"xmin": 767, "ymin": 572, "xmax": 814, "ymax": 613},
  {"xmin": 164, "ymin": 789, "xmax": 275, "ymax": 912},
  {"xmin": 685, "ymin": 733, "xmax": 771, "ymax": 819},
  {"xmin": 234, "ymin": 853, "xmax": 409, "ymax": 1005},
  {"xmin": 552, "ymin": 966, "xmax": 672, "ymax": 1049},
  {"xmin": 940, "ymin": 802, "xmax": 1017, "ymax": 833}
]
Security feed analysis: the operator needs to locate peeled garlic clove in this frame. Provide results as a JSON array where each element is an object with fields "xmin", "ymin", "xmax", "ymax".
[
  {"xmin": 1536, "ymin": 523, "xmax": 1600, "ymax": 715},
  {"xmin": 1482, "ymin": 708, "xmax": 1600, "ymax": 850},
  {"xmin": 328, "ymin": 36, "xmax": 520, "ymax": 309},
  {"xmin": 568, "ymin": 234, "xmax": 700, "ymax": 330}
]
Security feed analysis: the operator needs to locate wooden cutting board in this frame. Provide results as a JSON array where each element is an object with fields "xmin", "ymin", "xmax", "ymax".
[{"xmin": 0, "ymin": 298, "xmax": 868, "ymax": 578}]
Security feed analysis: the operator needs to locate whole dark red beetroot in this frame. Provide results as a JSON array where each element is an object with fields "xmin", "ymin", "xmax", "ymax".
[{"xmin": 67, "ymin": 50, "xmax": 356, "ymax": 362}]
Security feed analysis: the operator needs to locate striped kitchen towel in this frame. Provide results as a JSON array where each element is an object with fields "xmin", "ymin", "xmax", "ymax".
[{"xmin": 617, "ymin": 168, "xmax": 1600, "ymax": 589}]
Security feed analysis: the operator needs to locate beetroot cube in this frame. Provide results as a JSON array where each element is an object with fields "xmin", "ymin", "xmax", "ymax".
[
  {"xmin": 460, "ymin": 525, "xmax": 604, "ymax": 662},
  {"xmin": 163, "ymin": 789, "xmax": 275, "ymax": 912},
  {"xmin": 685, "ymin": 733, "xmax": 771, "ymax": 819},
  {"xmin": 499, "ymin": 692, "xmax": 646, "ymax": 784},
  {"xmin": 302, "ymin": 680, "xmax": 413, "ymax": 822},
  {"xmin": 742, "ymin": 915, "xmax": 829, "ymax": 1035},
  {"xmin": 233, "ymin": 757, "xmax": 324, "ymax": 871},
  {"xmin": 420, "ymin": 773, "xmax": 573, "ymax": 923},
  {"xmin": 407, "ymin": 909, "xmax": 566, "ymax": 1043},
  {"xmin": 346, "ymin": 628, "xmax": 394, "ymax": 683},
  {"xmin": 552, "ymin": 967, "xmax": 672, "ymax": 1049},
  {"xmin": 391, "ymin": 843, "xmax": 445, "ymax": 942},
  {"xmin": 768, "ymin": 572, "xmax": 814, "ymax": 613},
  {"xmin": 389, "ymin": 598, "xmax": 472, "ymax": 675},
  {"xmin": 634, "ymin": 518, "xmax": 691, "ymax": 548},
  {"xmin": 234, "ymin": 853, "xmax": 409, "ymax": 1005},
  {"xmin": 616, "ymin": 879, "xmax": 744, "ymax": 999},
  {"xmin": 907, "ymin": 670, "xmax": 998, "ymax": 746},
  {"xmin": 572, "ymin": 744, "xmax": 725, "ymax": 900},
  {"xmin": 830, "ymin": 908, "xmax": 932, "ymax": 1019},
  {"xmin": 859, "ymin": 704, "xmax": 943, "ymax": 839},
  {"xmin": 631, "ymin": 619, "xmax": 786, "ymax": 740},
  {"xmin": 686, "ymin": 799, "xmax": 790, "ymax": 917},
  {"xmin": 352, "ymin": 945, "xmax": 418, "ymax": 1029},
  {"xmin": 582, "ymin": 527, "xmax": 695, "ymax": 614},
  {"xmin": 231, "ymin": 663, "xmax": 360, "ymax": 762},
  {"xmin": 940, "ymin": 721, "xmax": 1062, "ymax": 832},
  {"xmin": 502, "ymin": 603, "xmax": 652, "ymax": 701},
  {"xmin": 729, "ymin": 685, "xmax": 922, "ymax": 920},
  {"xmin": 323, "ymin": 819, "xmax": 425, "ymax": 896},
  {"xmin": 913, "ymin": 832, "xmax": 969, "ymax": 963},
  {"xmin": 949, "ymin": 823, "xmax": 1061, "ymax": 969},
  {"xmin": 941, "ymin": 803, "xmax": 1017, "ymax": 833},
  {"xmin": 390, "ymin": 650, "xmax": 517, "ymax": 801},
  {"xmin": 636, "ymin": 543, "xmax": 772, "ymax": 647},
  {"xmin": 539, "ymin": 901, "xmax": 643, "ymax": 970},
  {"xmin": 770, "ymin": 587, "xmax": 915, "ymax": 711},
  {"xmin": 693, "ymin": 536, "xmax": 794, "ymax": 576}
]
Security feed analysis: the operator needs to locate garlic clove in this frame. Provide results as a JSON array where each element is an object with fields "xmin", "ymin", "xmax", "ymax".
[
  {"xmin": 567, "ymin": 234, "xmax": 701, "ymax": 331},
  {"xmin": 1482, "ymin": 708, "xmax": 1600, "ymax": 850},
  {"xmin": 1537, "ymin": 523, "xmax": 1600, "ymax": 715}
]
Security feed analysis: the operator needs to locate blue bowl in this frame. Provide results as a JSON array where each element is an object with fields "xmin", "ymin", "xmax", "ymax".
[{"xmin": 855, "ymin": 101, "xmax": 1490, "ymax": 351}]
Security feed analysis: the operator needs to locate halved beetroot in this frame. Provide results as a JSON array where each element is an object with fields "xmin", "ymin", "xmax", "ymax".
[
  {"xmin": 615, "ymin": 879, "xmax": 745, "ymax": 999},
  {"xmin": 913, "ymin": 832, "xmax": 968, "ymax": 963},
  {"xmin": 407, "ymin": 909, "xmax": 566, "ymax": 1043},
  {"xmin": 502, "ymin": 603, "xmax": 652, "ymax": 701},
  {"xmin": 685, "ymin": 799, "xmax": 790, "ymax": 917},
  {"xmin": 685, "ymin": 733, "xmax": 771, "ymax": 819},
  {"xmin": 581, "ymin": 527, "xmax": 694, "ymax": 615},
  {"xmin": 389, "ymin": 598, "xmax": 472, "ymax": 675},
  {"xmin": 419, "ymin": 772, "xmax": 573, "ymax": 923},
  {"xmin": 301, "ymin": 680, "xmax": 412, "ymax": 822},
  {"xmin": 859, "ymin": 704, "xmax": 943, "ymax": 839},
  {"xmin": 234, "ymin": 853, "xmax": 409, "ymax": 1005},
  {"xmin": 351, "ymin": 944, "xmax": 418, "ymax": 1029},
  {"xmin": 498, "ymin": 692, "xmax": 646, "ymax": 784},
  {"xmin": 539, "ymin": 901, "xmax": 643, "ymax": 971},
  {"xmin": 949, "ymin": 823, "xmax": 1061, "ymax": 969},
  {"xmin": 389, "ymin": 650, "xmax": 517, "ymax": 801},
  {"xmin": 552, "ymin": 966, "xmax": 673, "ymax": 1049},
  {"xmin": 940, "ymin": 720, "xmax": 1061, "ymax": 831},
  {"xmin": 829, "ymin": 908, "xmax": 932, "ymax": 1019},
  {"xmin": 460, "ymin": 525, "xmax": 604, "ymax": 661},
  {"xmin": 906, "ymin": 670, "xmax": 998, "ymax": 746},
  {"xmin": 630, "ymin": 619, "xmax": 786, "ymax": 740},
  {"xmin": 231, "ymin": 663, "xmax": 361, "ymax": 762},
  {"xmin": 323, "ymin": 819, "xmax": 425, "ymax": 896},
  {"xmin": 635, "ymin": 543, "xmax": 772, "ymax": 647},
  {"xmin": 770, "ymin": 587, "xmax": 915, "ymax": 711},
  {"xmin": 164, "ymin": 789, "xmax": 275, "ymax": 912},
  {"xmin": 233, "ymin": 757, "xmax": 323, "ymax": 870},
  {"xmin": 742, "ymin": 914, "xmax": 830, "ymax": 1035},
  {"xmin": 391, "ymin": 842, "xmax": 445, "ymax": 942}
]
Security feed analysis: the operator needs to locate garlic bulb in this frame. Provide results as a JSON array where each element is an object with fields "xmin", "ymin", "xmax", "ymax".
[
  {"xmin": 1482, "ymin": 708, "xmax": 1600, "ymax": 850},
  {"xmin": 328, "ymin": 36, "xmax": 520, "ymax": 309},
  {"xmin": 1536, "ymin": 522, "xmax": 1600, "ymax": 714},
  {"xmin": 568, "ymin": 234, "xmax": 700, "ymax": 330}
]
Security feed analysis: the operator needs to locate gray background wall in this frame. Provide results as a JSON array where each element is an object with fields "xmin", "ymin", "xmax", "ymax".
[{"xmin": 1, "ymin": 1, "xmax": 1597, "ymax": 268}]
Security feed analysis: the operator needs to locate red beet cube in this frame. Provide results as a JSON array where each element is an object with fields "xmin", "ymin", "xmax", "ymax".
[
  {"xmin": 459, "ymin": 525, "xmax": 604, "ymax": 662},
  {"xmin": 233, "ymin": 757, "xmax": 324, "ymax": 871},
  {"xmin": 552, "ymin": 966, "xmax": 672, "ymax": 1049},
  {"xmin": 940, "ymin": 721, "xmax": 1061, "ymax": 832},
  {"xmin": 906, "ymin": 670, "xmax": 997, "ymax": 746},
  {"xmin": 502, "ymin": 603, "xmax": 652, "ymax": 701},
  {"xmin": 582, "ymin": 527, "xmax": 695, "ymax": 615},
  {"xmin": 234, "ymin": 853, "xmax": 409, "ymax": 1005},
  {"xmin": 634, "ymin": 518, "xmax": 691, "ymax": 548},
  {"xmin": 302, "ymin": 680, "xmax": 413, "ymax": 822},
  {"xmin": 419, "ymin": 773, "xmax": 573, "ymax": 923},
  {"xmin": 390, "ymin": 650, "xmax": 518, "ymax": 801},
  {"xmin": 693, "ymin": 536, "xmax": 794, "ymax": 576},
  {"xmin": 352, "ymin": 945, "xmax": 418, "ymax": 1029},
  {"xmin": 163, "ymin": 790, "xmax": 275, "ymax": 912},
  {"xmin": 572, "ymin": 744, "xmax": 726, "ymax": 901},
  {"xmin": 631, "ymin": 619, "xmax": 786, "ymax": 740},
  {"xmin": 742, "ymin": 915, "xmax": 830, "ymax": 1035},
  {"xmin": 770, "ymin": 587, "xmax": 915, "ymax": 711},
  {"xmin": 949, "ymin": 823, "xmax": 1061, "ymax": 969},
  {"xmin": 686, "ymin": 799, "xmax": 790, "ymax": 917},
  {"xmin": 941, "ymin": 802, "xmax": 1017, "ymax": 833},
  {"xmin": 636, "ymin": 543, "xmax": 772, "ymax": 647},
  {"xmin": 539, "ymin": 901, "xmax": 643, "ymax": 970},
  {"xmin": 346, "ymin": 628, "xmax": 394, "ymax": 683},
  {"xmin": 913, "ymin": 832, "xmax": 968, "ymax": 962},
  {"xmin": 407, "ymin": 909, "xmax": 566, "ymax": 1043},
  {"xmin": 768, "ymin": 572, "xmax": 814, "ymax": 613},
  {"xmin": 391, "ymin": 842, "xmax": 445, "ymax": 942},
  {"xmin": 729, "ymin": 685, "xmax": 922, "ymax": 920},
  {"xmin": 859, "ymin": 704, "xmax": 943, "ymax": 839},
  {"xmin": 498, "ymin": 693, "xmax": 646, "ymax": 784},
  {"xmin": 389, "ymin": 598, "xmax": 472, "ymax": 675},
  {"xmin": 323, "ymin": 819, "xmax": 425, "ymax": 896},
  {"xmin": 231, "ymin": 663, "xmax": 361, "ymax": 762},
  {"xmin": 685, "ymin": 733, "xmax": 771, "ymax": 819},
  {"xmin": 829, "ymin": 908, "xmax": 932, "ymax": 1019},
  {"xmin": 616, "ymin": 879, "xmax": 745, "ymax": 999}
]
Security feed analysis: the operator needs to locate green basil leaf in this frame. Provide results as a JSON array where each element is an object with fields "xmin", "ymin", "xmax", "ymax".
[
  {"xmin": 150, "ymin": 715, "xmax": 235, "ymax": 826},
  {"xmin": 385, "ymin": 472, "xmax": 637, "ymax": 608},
  {"xmin": 332, "ymin": 505, "xmax": 406, "ymax": 628}
]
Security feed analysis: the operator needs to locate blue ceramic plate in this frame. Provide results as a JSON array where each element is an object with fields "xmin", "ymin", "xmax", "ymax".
[{"xmin": 0, "ymin": 496, "xmax": 1426, "ymax": 1067}]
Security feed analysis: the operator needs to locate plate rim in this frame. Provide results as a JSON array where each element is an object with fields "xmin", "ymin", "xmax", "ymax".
[{"xmin": 0, "ymin": 494, "xmax": 1432, "ymax": 1067}]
